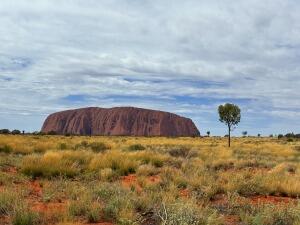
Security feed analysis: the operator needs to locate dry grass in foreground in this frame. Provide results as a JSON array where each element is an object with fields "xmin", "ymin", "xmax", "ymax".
[{"xmin": 0, "ymin": 135, "xmax": 300, "ymax": 225}]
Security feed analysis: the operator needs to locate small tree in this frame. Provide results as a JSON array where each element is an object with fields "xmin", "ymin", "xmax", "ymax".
[
  {"xmin": 206, "ymin": 131, "xmax": 210, "ymax": 137},
  {"xmin": 0, "ymin": 129, "xmax": 10, "ymax": 134},
  {"xmin": 11, "ymin": 129, "xmax": 21, "ymax": 135},
  {"xmin": 218, "ymin": 103, "xmax": 241, "ymax": 147},
  {"xmin": 242, "ymin": 131, "xmax": 247, "ymax": 137}
]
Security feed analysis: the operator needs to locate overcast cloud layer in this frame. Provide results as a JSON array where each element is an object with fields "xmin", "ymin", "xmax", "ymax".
[{"xmin": 1, "ymin": 0, "xmax": 300, "ymax": 135}]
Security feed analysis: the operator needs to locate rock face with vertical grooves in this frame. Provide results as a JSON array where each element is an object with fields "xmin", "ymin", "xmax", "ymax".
[{"xmin": 41, "ymin": 107, "xmax": 200, "ymax": 136}]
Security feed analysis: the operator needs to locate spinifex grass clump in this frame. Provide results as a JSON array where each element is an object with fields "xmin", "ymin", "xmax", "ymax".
[
  {"xmin": 21, "ymin": 151, "xmax": 92, "ymax": 178},
  {"xmin": 11, "ymin": 205, "xmax": 40, "ymax": 225},
  {"xmin": 0, "ymin": 144, "xmax": 12, "ymax": 153},
  {"xmin": 89, "ymin": 142, "xmax": 111, "ymax": 153},
  {"xmin": 128, "ymin": 144, "xmax": 145, "ymax": 151},
  {"xmin": 89, "ymin": 151, "xmax": 138, "ymax": 176},
  {"xmin": 0, "ymin": 190, "xmax": 17, "ymax": 215}
]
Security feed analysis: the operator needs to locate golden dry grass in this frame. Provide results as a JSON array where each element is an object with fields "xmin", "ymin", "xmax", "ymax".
[{"xmin": 0, "ymin": 134, "xmax": 299, "ymax": 225}]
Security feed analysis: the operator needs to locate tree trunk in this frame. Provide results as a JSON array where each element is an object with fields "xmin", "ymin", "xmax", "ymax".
[{"xmin": 228, "ymin": 126, "xmax": 231, "ymax": 147}]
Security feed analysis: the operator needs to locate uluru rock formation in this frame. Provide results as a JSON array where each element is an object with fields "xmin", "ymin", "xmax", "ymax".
[{"xmin": 41, "ymin": 107, "xmax": 200, "ymax": 136}]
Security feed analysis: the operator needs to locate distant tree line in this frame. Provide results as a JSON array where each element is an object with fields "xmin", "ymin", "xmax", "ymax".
[
  {"xmin": 1, "ymin": 128, "xmax": 300, "ymax": 140},
  {"xmin": 0, "ymin": 129, "xmax": 78, "ymax": 136},
  {"xmin": 0, "ymin": 129, "xmax": 24, "ymax": 135},
  {"xmin": 277, "ymin": 133, "xmax": 300, "ymax": 139}
]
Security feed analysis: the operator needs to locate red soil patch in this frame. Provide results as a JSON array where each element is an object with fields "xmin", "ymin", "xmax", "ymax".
[
  {"xmin": 211, "ymin": 194, "xmax": 228, "ymax": 206},
  {"xmin": 211, "ymin": 194, "xmax": 297, "ymax": 207},
  {"xmin": 223, "ymin": 215, "xmax": 240, "ymax": 225},
  {"xmin": 31, "ymin": 201, "xmax": 67, "ymax": 214},
  {"xmin": 79, "ymin": 223, "xmax": 114, "ymax": 225},
  {"xmin": 147, "ymin": 175, "xmax": 161, "ymax": 184},
  {"xmin": 224, "ymin": 167, "xmax": 270, "ymax": 174},
  {"xmin": 90, "ymin": 223, "xmax": 114, "ymax": 225},
  {"xmin": 121, "ymin": 174, "xmax": 142, "ymax": 192},
  {"xmin": 55, "ymin": 222, "xmax": 114, "ymax": 225},
  {"xmin": 0, "ymin": 215, "xmax": 10, "ymax": 225},
  {"xmin": 28, "ymin": 180, "xmax": 43, "ymax": 198},
  {"xmin": 2, "ymin": 166, "xmax": 17, "ymax": 174},
  {"xmin": 249, "ymin": 195, "xmax": 296, "ymax": 205},
  {"xmin": 179, "ymin": 188, "xmax": 190, "ymax": 198},
  {"xmin": 121, "ymin": 174, "xmax": 161, "ymax": 193},
  {"xmin": 122, "ymin": 174, "xmax": 137, "ymax": 184}
]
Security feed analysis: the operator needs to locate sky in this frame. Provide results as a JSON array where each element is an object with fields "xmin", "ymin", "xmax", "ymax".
[{"xmin": 1, "ymin": 0, "xmax": 300, "ymax": 136}]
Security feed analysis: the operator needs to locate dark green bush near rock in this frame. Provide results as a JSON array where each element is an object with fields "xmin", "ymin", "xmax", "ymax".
[
  {"xmin": 168, "ymin": 146, "xmax": 190, "ymax": 158},
  {"xmin": 0, "ymin": 144, "xmax": 12, "ymax": 153},
  {"xmin": 128, "ymin": 144, "xmax": 145, "ymax": 151},
  {"xmin": 89, "ymin": 142, "xmax": 110, "ymax": 153}
]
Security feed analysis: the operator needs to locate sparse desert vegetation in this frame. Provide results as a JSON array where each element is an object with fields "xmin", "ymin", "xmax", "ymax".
[{"xmin": 0, "ymin": 134, "xmax": 300, "ymax": 225}]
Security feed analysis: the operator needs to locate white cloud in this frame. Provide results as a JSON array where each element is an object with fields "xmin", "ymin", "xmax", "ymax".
[{"xmin": 0, "ymin": 0, "xmax": 300, "ymax": 134}]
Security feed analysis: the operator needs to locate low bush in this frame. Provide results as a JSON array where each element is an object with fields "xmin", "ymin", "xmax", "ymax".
[
  {"xmin": 11, "ymin": 205, "xmax": 40, "ymax": 225},
  {"xmin": 93, "ymin": 183, "xmax": 129, "ymax": 202},
  {"xmin": 89, "ymin": 151, "xmax": 138, "ymax": 175},
  {"xmin": 135, "ymin": 151, "xmax": 166, "ymax": 168},
  {"xmin": 224, "ymin": 171, "xmax": 267, "ymax": 196},
  {"xmin": 136, "ymin": 164, "xmax": 158, "ymax": 176},
  {"xmin": 154, "ymin": 201, "xmax": 222, "ymax": 225},
  {"xmin": 103, "ymin": 197, "xmax": 121, "ymax": 220},
  {"xmin": 128, "ymin": 144, "xmax": 145, "ymax": 151},
  {"xmin": 240, "ymin": 203, "xmax": 300, "ymax": 225},
  {"xmin": 89, "ymin": 142, "xmax": 110, "ymax": 153},
  {"xmin": 99, "ymin": 168, "xmax": 117, "ymax": 181},
  {"xmin": 87, "ymin": 205, "xmax": 101, "ymax": 223},
  {"xmin": 0, "ymin": 144, "xmax": 12, "ymax": 153},
  {"xmin": 93, "ymin": 183, "xmax": 134, "ymax": 222},
  {"xmin": 68, "ymin": 197, "xmax": 91, "ymax": 217},
  {"xmin": 58, "ymin": 143, "xmax": 68, "ymax": 150},
  {"xmin": 0, "ymin": 190, "xmax": 17, "ymax": 215},
  {"xmin": 21, "ymin": 151, "xmax": 92, "ymax": 178},
  {"xmin": 168, "ymin": 146, "xmax": 191, "ymax": 158}
]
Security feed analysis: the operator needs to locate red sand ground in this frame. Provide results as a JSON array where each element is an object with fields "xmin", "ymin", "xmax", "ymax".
[
  {"xmin": 211, "ymin": 194, "xmax": 298, "ymax": 225},
  {"xmin": 223, "ymin": 215, "xmax": 240, "ymax": 225},
  {"xmin": 121, "ymin": 174, "xmax": 161, "ymax": 193},
  {"xmin": 2, "ymin": 166, "xmax": 17, "ymax": 174},
  {"xmin": 1, "ymin": 167, "xmax": 298, "ymax": 225},
  {"xmin": 179, "ymin": 188, "xmax": 190, "ymax": 198},
  {"xmin": 249, "ymin": 195, "xmax": 297, "ymax": 205}
]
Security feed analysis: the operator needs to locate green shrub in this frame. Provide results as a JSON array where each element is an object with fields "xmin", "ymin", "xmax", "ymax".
[
  {"xmin": 58, "ymin": 143, "xmax": 67, "ymax": 150},
  {"xmin": 0, "ymin": 144, "xmax": 12, "ymax": 153},
  {"xmin": 136, "ymin": 164, "xmax": 158, "ymax": 176},
  {"xmin": 68, "ymin": 198, "xmax": 90, "ymax": 217},
  {"xmin": 168, "ymin": 146, "xmax": 190, "ymax": 158},
  {"xmin": 93, "ymin": 183, "xmax": 128, "ymax": 202},
  {"xmin": 128, "ymin": 144, "xmax": 145, "ymax": 151},
  {"xmin": 0, "ymin": 190, "xmax": 17, "ymax": 215},
  {"xmin": 154, "ymin": 201, "xmax": 222, "ymax": 225},
  {"xmin": 136, "ymin": 151, "xmax": 166, "ymax": 168},
  {"xmin": 89, "ymin": 151, "xmax": 138, "ymax": 176},
  {"xmin": 89, "ymin": 142, "xmax": 110, "ymax": 153},
  {"xmin": 240, "ymin": 203, "xmax": 300, "ymax": 225},
  {"xmin": 226, "ymin": 172, "xmax": 267, "ymax": 196},
  {"xmin": 103, "ymin": 197, "xmax": 121, "ymax": 220},
  {"xmin": 21, "ymin": 151, "xmax": 92, "ymax": 178},
  {"xmin": 152, "ymin": 158, "xmax": 164, "ymax": 168},
  {"xmin": 87, "ymin": 206, "xmax": 101, "ymax": 223},
  {"xmin": 12, "ymin": 206, "xmax": 40, "ymax": 225}
]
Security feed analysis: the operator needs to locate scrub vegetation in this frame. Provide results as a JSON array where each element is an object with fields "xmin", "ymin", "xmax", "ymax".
[{"xmin": 0, "ymin": 135, "xmax": 300, "ymax": 225}]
